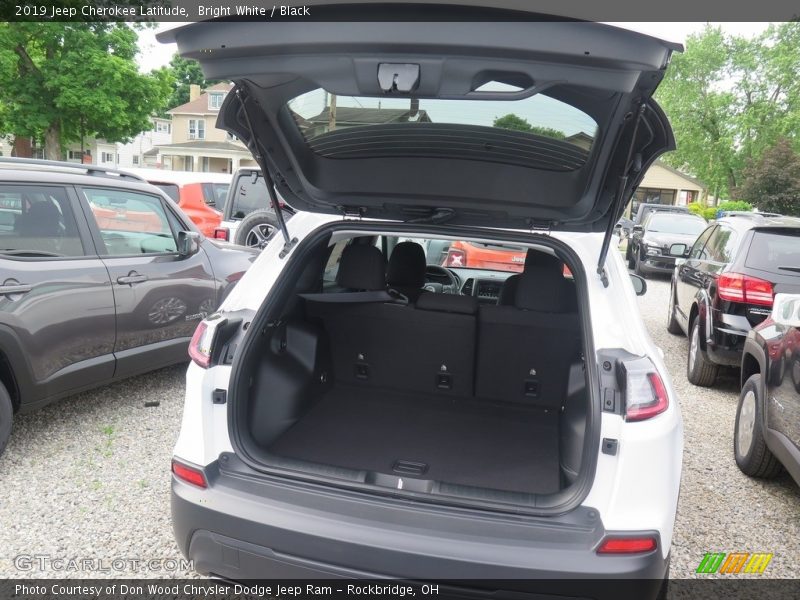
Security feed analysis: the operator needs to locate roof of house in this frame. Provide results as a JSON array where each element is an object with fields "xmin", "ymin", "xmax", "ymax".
[
  {"xmin": 150, "ymin": 141, "xmax": 249, "ymax": 154},
  {"xmin": 307, "ymin": 106, "xmax": 431, "ymax": 125},
  {"xmin": 652, "ymin": 160, "xmax": 706, "ymax": 189},
  {"xmin": 168, "ymin": 82, "xmax": 233, "ymax": 115}
]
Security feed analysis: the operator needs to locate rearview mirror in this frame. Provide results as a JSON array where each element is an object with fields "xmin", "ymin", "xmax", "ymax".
[
  {"xmin": 772, "ymin": 293, "xmax": 800, "ymax": 327},
  {"xmin": 177, "ymin": 231, "xmax": 201, "ymax": 257},
  {"xmin": 669, "ymin": 243, "xmax": 688, "ymax": 257},
  {"xmin": 630, "ymin": 273, "xmax": 647, "ymax": 296}
]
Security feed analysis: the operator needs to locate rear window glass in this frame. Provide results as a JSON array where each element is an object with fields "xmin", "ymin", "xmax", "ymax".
[
  {"xmin": 745, "ymin": 230, "xmax": 800, "ymax": 273},
  {"xmin": 153, "ymin": 183, "xmax": 179, "ymax": 202},
  {"xmin": 230, "ymin": 173, "xmax": 267, "ymax": 219},
  {"xmin": 288, "ymin": 86, "xmax": 598, "ymax": 170}
]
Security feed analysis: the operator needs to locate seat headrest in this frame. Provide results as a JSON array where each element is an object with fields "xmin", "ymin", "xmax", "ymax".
[
  {"xmin": 523, "ymin": 249, "xmax": 562, "ymax": 271},
  {"xmin": 17, "ymin": 201, "xmax": 61, "ymax": 236},
  {"xmin": 336, "ymin": 244, "xmax": 386, "ymax": 291},
  {"xmin": 514, "ymin": 264, "xmax": 571, "ymax": 313},
  {"xmin": 387, "ymin": 242, "xmax": 427, "ymax": 288}
]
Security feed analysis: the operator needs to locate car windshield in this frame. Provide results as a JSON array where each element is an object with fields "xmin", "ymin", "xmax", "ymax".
[{"xmin": 646, "ymin": 215, "xmax": 706, "ymax": 235}]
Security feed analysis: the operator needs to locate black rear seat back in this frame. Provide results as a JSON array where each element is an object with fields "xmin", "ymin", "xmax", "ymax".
[
  {"xmin": 307, "ymin": 244, "xmax": 478, "ymax": 396},
  {"xmin": 476, "ymin": 265, "xmax": 581, "ymax": 408}
]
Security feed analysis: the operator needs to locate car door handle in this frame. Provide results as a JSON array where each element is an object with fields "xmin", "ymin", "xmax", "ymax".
[
  {"xmin": 117, "ymin": 273, "xmax": 148, "ymax": 285},
  {"xmin": 0, "ymin": 284, "xmax": 32, "ymax": 295}
]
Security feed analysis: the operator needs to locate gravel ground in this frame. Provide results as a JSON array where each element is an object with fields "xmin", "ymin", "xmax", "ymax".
[
  {"xmin": 0, "ymin": 273, "xmax": 798, "ymax": 580},
  {"xmin": 637, "ymin": 275, "xmax": 800, "ymax": 579}
]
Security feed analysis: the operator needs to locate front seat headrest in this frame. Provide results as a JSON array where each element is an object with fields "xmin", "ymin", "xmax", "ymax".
[
  {"xmin": 498, "ymin": 249, "xmax": 564, "ymax": 305},
  {"xmin": 336, "ymin": 244, "xmax": 386, "ymax": 291},
  {"xmin": 387, "ymin": 242, "xmax": 427, "ymax": 288},
  {"xmin": 514, "ymin": 263, "xmax": 570, "ymax": 313}
]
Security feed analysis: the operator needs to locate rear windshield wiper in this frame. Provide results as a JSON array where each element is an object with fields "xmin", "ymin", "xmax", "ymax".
[{"xmin": 778, "ymin": 266, "xmax": 800, "ymax": 272}]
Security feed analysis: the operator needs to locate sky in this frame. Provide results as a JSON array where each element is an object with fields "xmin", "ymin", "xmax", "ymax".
[{"xmin": 136, "ymin": 22, "xmax": 772, "ymax": 73}]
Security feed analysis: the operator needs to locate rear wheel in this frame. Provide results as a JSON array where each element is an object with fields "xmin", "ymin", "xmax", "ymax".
[
  {"xmin": 0, "ymin": 381, "xmax": 12, "ymax": 458},
  {"xmin": 666, "ymin": 280, "xmax": 682, "ymax": 335},
  {"xmin": 626, "ymin": 245, "xmax": 635, "ymax": 269},
  {"xmin": 734, "ymin": 374, "xmax": 782, "ymax": 478},
  {"xmin": 234, "ymin": 210, "xmax": 290, "ymax": 249},
  {"xmin": 687, "ymin": 318, "xmax": 718, "ymax": 386}
]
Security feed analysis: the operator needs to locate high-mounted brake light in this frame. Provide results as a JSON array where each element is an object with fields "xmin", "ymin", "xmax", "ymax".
[
  {"xmin": 213, "ymin": 228, "xmax": 229, "ymax": 241},
  {"xmin": 718, "ymin": 272, "xmax": 774, "ymax": 306},
  {"xmin": 172, "ymin": 460, "xmax": 207, "ymax": 489},
  {"xmin": 623, "ymin": 359, "xmax": 669, "ymax": 422},
  {"xmin": 597, "ymin": 536, "xmax": 657, "ymax": 554}
]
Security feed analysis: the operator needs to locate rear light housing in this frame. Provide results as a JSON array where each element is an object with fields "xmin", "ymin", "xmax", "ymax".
[
  {"xmin": 718, "ymin": 272, "xmax": 774, "ymax": 306},
  {"xmin": 597, "ymin": 536, "xmax": 657, "ymax": 554},
  {"xmin": 213, "ymin": 227, "xmax": 229, "ymax": 241},
  {"xmin": 622, "ymin": 358, "xmax": 669, "ymax": 422},
  {"xmin": 445, "ymin": 248, "xmax": 467, "ymax": 268},
  {"xmin": 172, "ymin": 459, "xmax": 207, "ymax": 489},
  {"xmin": 188, "ymin": 315, "xmax": 225, "ymax": 368}
]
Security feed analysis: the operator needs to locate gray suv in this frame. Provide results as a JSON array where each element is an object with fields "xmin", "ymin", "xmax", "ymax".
[{"xmin": 0, "ymin": 158, "xmax": 256, "ymax": 456}]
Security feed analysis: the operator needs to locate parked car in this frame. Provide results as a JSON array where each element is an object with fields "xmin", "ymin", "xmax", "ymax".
[
  {"xmin": 623, "ymin": 203, "xmax": 689, "ymax": 260},
  {"xmin": 667, "ymin": 213, "xmax": 800, "ymax": 386},
  {"xmin": 627, "ymin": 212, "xmax": 707, "ymax": 276},
  {"xmin": 0, "ymin": 158, "xmax": 257, "ymax": 456},
  {"xmin": 214, "ymin": 166, "xmax": 293, "ymax": 248},
  {"xmin": 162, "ymin": 15, "xmax": 683, "ymax": 596},
  {"xmin": 120, "ymin": 167, "xmax": 230, "ymax": 238},
  {"xmin": 735, "ymin": 293, "xmax": 800, "ymax": 487},
  {"xmin": 441, "ymin": 240, "xmax": 528, "ymax": 272}
]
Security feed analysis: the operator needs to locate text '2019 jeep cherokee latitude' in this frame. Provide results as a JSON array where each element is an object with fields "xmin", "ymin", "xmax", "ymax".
[{"xmin": 162, "ymin": 10, "xmax": 683, "ymax": 598}]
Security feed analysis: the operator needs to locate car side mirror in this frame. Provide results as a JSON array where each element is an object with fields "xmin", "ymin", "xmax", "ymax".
[
  {"xmin": 177, "ymin": 231, "xmax": 201, "ymax": 257},
  {"xmin": 669, "ymin": 243, "xmax": 688, "ymax": 257},
  {"xmin": 630, "ymin": 273, "xmax": 647, "ymax": 296},
  {"xmin": 772, "ymin": 293, "xmax": 800, "ymax": 327},
  {"xmin": 632, "ymin": 225, "xmax": 643, "ymax": 234}
]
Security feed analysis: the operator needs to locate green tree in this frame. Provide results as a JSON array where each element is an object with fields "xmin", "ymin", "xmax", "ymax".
[
  {"xmin": 0, "ymin": 23, "xmax": 172, "ymax": 159},
  {"xmin": 492, "ymin": 114, "xmax": 565, "ymax": 140},
  {"xmin": 656, "ymin": 23, "xmax": 800, "ymax": 201},
  {"xmin": 165, "ymin": 54, "xmax": 220, "ymax": 110},
  {"xmin": 737, "ymin": 138, "xmax": 800, "ymax": 216}
]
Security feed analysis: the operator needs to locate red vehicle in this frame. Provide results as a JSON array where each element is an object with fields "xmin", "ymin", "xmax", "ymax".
[
  {"xmin": 442, "ymin": 240, "xmax": 572, "ymax": 276},
  {"xmin": 121, "ymin": 168, "xmax": 230, "ymax": 237}
]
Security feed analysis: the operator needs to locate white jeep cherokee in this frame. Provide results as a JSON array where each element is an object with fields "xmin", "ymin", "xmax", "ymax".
[{"xmin": 162, "ymin": 10, "xmax": 683, "ymax": 598}]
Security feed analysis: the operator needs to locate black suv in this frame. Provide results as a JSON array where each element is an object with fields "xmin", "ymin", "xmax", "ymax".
[
  {"xmin": 667, "ymin": 213, "xmax": 800, "ymax": 386},
  {"xmin": 0, "ymin": 158, "xmax": 256, "ymax": 456},
  {"xmin": 627, "ymin": 211, "xmax": 706, "ymax": 276},
  {"xmin": 735, "ymin": 293, "xmax": 800, "ymax": 487}
]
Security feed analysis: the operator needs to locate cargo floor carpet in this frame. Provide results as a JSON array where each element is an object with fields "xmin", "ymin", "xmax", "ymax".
[{"xmin": 268, "ymin": 385, "xmax": 560, "ymax": 495}]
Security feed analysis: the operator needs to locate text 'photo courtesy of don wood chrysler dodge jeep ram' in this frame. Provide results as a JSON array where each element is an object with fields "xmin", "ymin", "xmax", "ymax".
[
  {"xmin": 0, "ymin": 158, "xmax": 257, "ymax": 456},
  {"xmin": 162, "ymin": 10, "xmax": 684, "ymax": 598}
]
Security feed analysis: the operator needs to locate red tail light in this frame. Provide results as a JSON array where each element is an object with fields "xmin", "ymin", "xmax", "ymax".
[
  {"xmin": 188, "ymin": 321, "xmax": 212, "ymax": 368},
  {"xmin": 718, "ymin": 272, "xmax": 774, "ymax": 306},
  {"xmin": 624, "ymin": 362, "xmax": 669, "ymax": 422},
  {"xmin": 445, "ymin": 248, "xmax": 467, "ymax": 268},
  {"xmin": 597, "ymin": 537, "xmax": 657, "ymax": 554},
  {"xmin": 172, "ymin": 460, "xmax": 207, "ymax": 488},
  {"xmin": 213, "ymin": 228, "xmax": 229, "ymax": 241}
]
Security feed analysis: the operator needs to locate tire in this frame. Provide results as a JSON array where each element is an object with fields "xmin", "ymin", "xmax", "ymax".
[
  {"xmin": 734, "ymin": 374, "xmax": 782, "ymax": 478},
  {"xmin": 0, "ymin": 381, "xmax": 12, "ymax": 458},
  {"xmin": 667, "ymin": 280, "xmax": 683, "ymax": 335},
  {"xmin": 626, "ymin": 245, "xmax": 635, "ymax": 269},
  {"xmin": 687, "ymin": 317, "xmax": 718, "ymax": 386},
  {"xmin": 234, "ymin": 210, "xmax": 290, "ymax": 249},
  {"xmin": 634, "ymin": 251, "xmax": 648, "ymax": 278}
]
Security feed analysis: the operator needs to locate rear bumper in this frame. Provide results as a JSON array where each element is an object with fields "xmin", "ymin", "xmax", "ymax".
[{"xmin": 171, "ymin": 459, "xmax": 669, "ymax": 595}]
